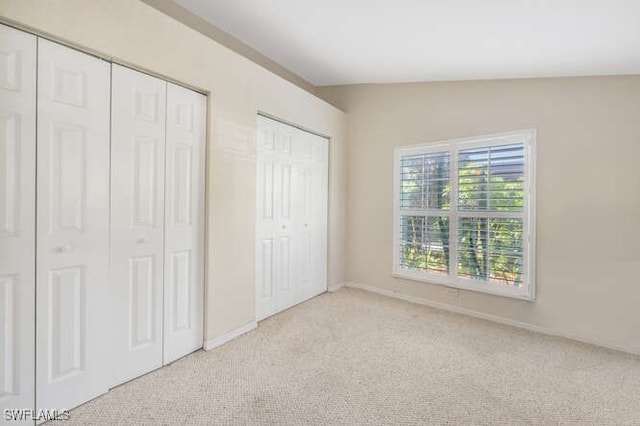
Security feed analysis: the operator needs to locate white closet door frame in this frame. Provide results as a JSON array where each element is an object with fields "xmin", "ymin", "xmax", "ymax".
[
  {"xmin": 0, "ymin": 24, "xmax": 36, "ymax": 421},
  {"xmin": 163, "ymin": 83, "xmax": 206, "ymax": 364},
  {"xmin": 36, "ymin": 38, "xmax": 111, "ymax": 411},
  {"xmin": 110, "ymin": 64, "xmax": 166, "ymax": 386},
  {"xmin": 256, "ymin": 115, "xmax": 329, "ymax": 321}
]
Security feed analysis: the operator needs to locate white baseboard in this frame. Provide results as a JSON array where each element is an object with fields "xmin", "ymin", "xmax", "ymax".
[
  {"xmin": 342, "ymin": 281, "xmax": 640, "ymax": 356},
  {"xmin": 327, "ymin": 282, "xmax": 345, "ymax": 292},
  {"xmin": 204, "ymin": 321, "xmax": 257, "ymax": 351}
]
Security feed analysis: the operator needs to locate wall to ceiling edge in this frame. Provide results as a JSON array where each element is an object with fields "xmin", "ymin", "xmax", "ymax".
[
  {"xmin": 140, "ymin": 0, "xmax": 319, "ymax": 97},
  {"xmin": 318, "ymin": 77, "xmax": 640, "ymax": 354},
  {"xmin": 0, "ymin": 0, "xmax": 347, "ymax": 341}
]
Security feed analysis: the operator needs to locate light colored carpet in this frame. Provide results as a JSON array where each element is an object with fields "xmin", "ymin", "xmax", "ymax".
[{"xmin": 54, "ymin": 287, "xmax": 640, "ymax": 425}]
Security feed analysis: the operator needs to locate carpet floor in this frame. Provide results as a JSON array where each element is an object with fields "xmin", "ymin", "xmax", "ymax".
[{"xmin": 54, "ymin": 287, "xmax": 640, "ymax": 425}]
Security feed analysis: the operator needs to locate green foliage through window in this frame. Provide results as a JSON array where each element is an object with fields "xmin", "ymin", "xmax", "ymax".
[{"xmin": 399, "ymin": 143, "xmax": 525, "ymax": 288}]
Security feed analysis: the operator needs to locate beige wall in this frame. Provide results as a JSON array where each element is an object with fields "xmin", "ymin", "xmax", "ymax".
[
  {"xmin": 0, "ymin": 0, "xmax": 347, "ymax": 341},
  {"xmin": 318, "ymin": 76, "xmax": 640, "ymax": 353}
]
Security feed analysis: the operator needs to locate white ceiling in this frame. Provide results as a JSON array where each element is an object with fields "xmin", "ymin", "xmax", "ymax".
[{"xmin": 176, "ymin": 0, "xmax": 640, "ymax": 86}]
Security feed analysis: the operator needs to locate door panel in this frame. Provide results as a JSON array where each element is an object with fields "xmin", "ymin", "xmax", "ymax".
[
  {"xmin": 260, "ymin": 238, "xmax": 274, "ymax": 301},
  {"xmin": 168, "ymin": 250, "xmax": 191, "ymax": 333},
  {"xmin": 308, "ymin": 134, "xmax": 329, "ymax": 298},
  {"xmin": 130, "ymin": 256, "xmax": 155, "ymax": 348},
  {"xmin": 50, "ymin": 123, "xmax": 86, "ymax": 231},
  {"xmin": 110, "ymin": 64, "xmax": 166, "ymax": 386},
  {"xmin": 275, "ymin": 158, "xmax": 295, "ymax": 311},
  {"xmin": 48, "ymin": 266, "xmax": 85, "ymax": 381},
  {"xmin": 132, "ymin": 137, "xmax": 158, "ymax": 227},
  {"xmin": 275, "ymin": 236, "xmax": 292, "ymax": 311},
  {"xmin": 36, "ymin": 38, "xmax": 110, "ymax": 411},
  {"xmin": 256, "ymin": 119, "xmax": 289, "ymax": 320},
  {"xmin": 0, "ymin": 24, "xmax": 36, "ymax": 420},
  {"xmin": 256, "ymin": 150, "xmax": 277, "ymax": 320},
  {"xmin": 163, "ymin": 83, "xmax": 205, "ymax": 364},
  {"xmin": 291, "ymin": 158, "xmax": 311, "ymax": 303}
]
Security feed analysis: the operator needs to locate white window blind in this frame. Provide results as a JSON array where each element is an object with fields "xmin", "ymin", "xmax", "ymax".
[{"xmin": 394, "ymin": 130, "xmax": 535, "ymax": 300}]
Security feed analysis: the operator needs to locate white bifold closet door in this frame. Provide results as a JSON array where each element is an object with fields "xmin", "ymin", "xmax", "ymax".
[
  {"xmin": 257, "ymin": 119, "xmax": 296, "ymax": 318},
  {"xmin": 36, "ymin": 39, "xmax": 111, "ymax": 410},
  {"xmin": 295, "ymin": 129, "xmax": 329, "ymax": 302},
  {"xmin": 0, "ymin": 24, "xmax": 206, "ymax": 412},
  {"xmin": 110, "ymin": 65, "xmax": 166, "ymax": 386},
  {"xmin": 0, "ymin": 24, "xmax": 36, "ymax": 419},
  {"xmin": 111, "ymin": 68, "xmax": 205, "ymax": 385},
  {"xmin": 163, "ymin": 83, "xmax": 206, "ymax": 365},
  {"xmin": 256, "ymin": 115, "xmax": 328, "ymax": 321}
]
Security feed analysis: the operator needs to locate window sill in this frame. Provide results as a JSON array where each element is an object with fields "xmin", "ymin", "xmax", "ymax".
[{"xmin": 392, "ymin": 269, "xmax": 535, "ymax": 301}]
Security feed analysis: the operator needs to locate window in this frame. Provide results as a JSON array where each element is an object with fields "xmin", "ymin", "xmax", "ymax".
[{"xmin": 393, "ymin": 130, "xmax": 535, "ymax": 300}]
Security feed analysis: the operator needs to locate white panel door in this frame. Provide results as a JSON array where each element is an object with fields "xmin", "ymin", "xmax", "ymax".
[
  {"xmin": 306, "ymin": 132, "xmax": 329, "ymax": 299},
  {"xmin": 163, "ymin": 83, "xmax": 205, "ymax": 364},
  {"xmin": 256, "ymin": 116, "xmax": 328, "ymax": 321},
  {"xmin": 273, "ymin": 128, "xmax": 296, "ymax": 314},
  {"xmin": 111, "ymin": 65, "xmax": 166, "ymax": 386},
  {"xmin": 256, "ymin": 117, "xmax": 295, "ymax": 320},
  {"xmin": 0, "ymin": 24, "xmax": 36, "ymax": 421},
  {"xmin": 36, "ymin": 39, "xmax": 110, "ymax": 410},
  {"xmin": 256, "ymin": 119, "xmax": 277, "ymax": 320},
  {"xmin": 291, "ymin": 129, "xmax": 328, "ymax": 304}
]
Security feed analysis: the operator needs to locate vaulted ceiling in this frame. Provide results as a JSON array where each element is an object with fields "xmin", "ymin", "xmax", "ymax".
[{"xmin": 176, "ymin": 0, "xmax": 640, "ymax": 86}]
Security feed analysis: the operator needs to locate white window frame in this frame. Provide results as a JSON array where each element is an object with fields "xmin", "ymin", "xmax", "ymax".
[{"xmin": 393, "ymin": 129, "xmax": 536, "ymax": 300}]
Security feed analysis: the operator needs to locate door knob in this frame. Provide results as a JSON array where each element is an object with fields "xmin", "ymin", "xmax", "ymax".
[
  {"xmin": 54, "ymin": 245, "xmax": 72, "ymax": 253},
  {"xmin": 136, "ymin": 238, "xmax": 149, "ymax": 244}
]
